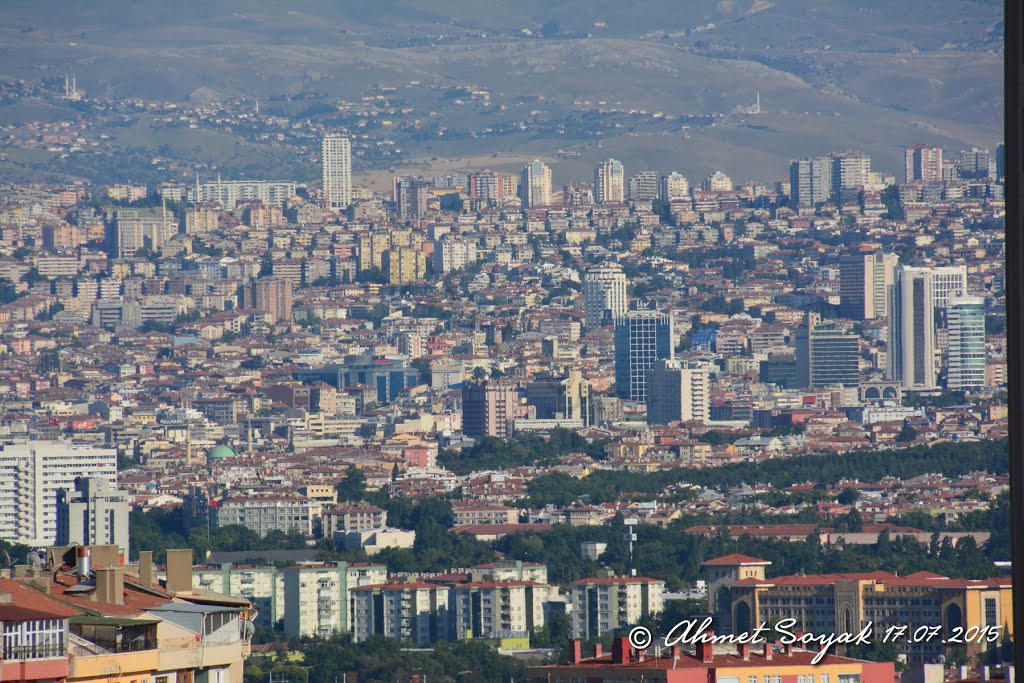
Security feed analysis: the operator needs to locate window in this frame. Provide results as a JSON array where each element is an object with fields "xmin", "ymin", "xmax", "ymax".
[{"xmin": 984, "ymin": 598, "xmax": 998, "ymax": 627}]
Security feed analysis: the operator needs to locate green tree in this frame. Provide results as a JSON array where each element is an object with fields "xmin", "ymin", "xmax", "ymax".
[
  {"xmin": 836, "ymin": 487, "xmax": 860, "ymax": 505},
  {"xmin": 336, "ymin": 466, "xmax": 367, "ymax": 502}
]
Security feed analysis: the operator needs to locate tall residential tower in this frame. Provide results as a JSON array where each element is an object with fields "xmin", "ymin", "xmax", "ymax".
[{"xmin": 322, "ymin": 134, "xmax": 352, "ymax": 211}]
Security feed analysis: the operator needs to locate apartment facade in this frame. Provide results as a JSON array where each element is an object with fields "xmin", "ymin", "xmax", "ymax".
[
  {"xmin": 570, "ymin": 577, "xmax": 665, "ymax": 639},
  {"xmin": 0, "ymin": 441, "xmax": 118, "ymax": 547}
]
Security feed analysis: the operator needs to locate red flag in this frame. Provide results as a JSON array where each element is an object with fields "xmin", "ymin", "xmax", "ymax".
[{"xmin": 208, "ymin": 498, "xmax": 220, "ymax": 509}]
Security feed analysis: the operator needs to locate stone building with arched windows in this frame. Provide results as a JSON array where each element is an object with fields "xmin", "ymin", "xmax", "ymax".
[{"xmin": 705, "ymin": 554, "xmax": 1013, "ymax": 666}]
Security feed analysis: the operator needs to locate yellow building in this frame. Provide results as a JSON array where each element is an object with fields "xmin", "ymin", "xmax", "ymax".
[
  {"xmin": 707, "ymin": 554, "xmax": 1013, "ymax": 666},
  {"xmin": 383, "ymin": 247, "xmax": 427, "ymax": 285},
  {"xmin": 357, "ymin": 232, "xmax": 391, "ymax": 271}
]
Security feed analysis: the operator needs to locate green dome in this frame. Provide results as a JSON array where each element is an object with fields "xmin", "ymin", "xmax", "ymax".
[{"xmin": 208, "ymin": 445, "xmax": 237, "ymax": 460}]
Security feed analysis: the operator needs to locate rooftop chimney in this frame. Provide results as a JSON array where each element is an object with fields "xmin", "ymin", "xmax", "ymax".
[
  {"xmin": 89, "ymin": 545, "xmax": 120, "ymax": 569},
  {"xmin": 696, "ymin": 640, "xmax": 714, "ymax": 663},
  {"xmin": 738, "ymin": 643, "xmax": 750, "ymax": 660},
  {"xmin": 763, "ymin": 641, "xmax": 774, "ymax": 660},
  {"xmin": 94, "ymin": 566, "xmax": 124, "ymax": 605},
  {"xmin": 76, "ymin": 546, "xmax": 91, "ymax": 577},
  {"xmin": 612, "ymin": 636, "xmax": 629, "ymax": 664},
  {"xmin": 165, "ymin": 549, "xmax": 193, "ymax": 593},
  {"xmin": 569, "ymin": 640, "xmax": 582, "ymax": 664},
  {"xmin": 594, "ymin": 644, "xmax": 603, "ymax": 658},
  {"xmin": 783, "ymin": 642, "xmax": 794, "ymax": 656},
  {"xmin": 138, "ymin": 551, "xmax": 154, "ymax": 588}
]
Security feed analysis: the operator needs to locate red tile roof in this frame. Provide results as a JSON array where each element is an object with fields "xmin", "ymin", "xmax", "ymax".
[
  {"xmin": 0, "ymin": 578, "xmax": 80, "ymax": 621},
  {"xmin": 701, "ymin": 554, "xmax": 771, "ymax": 566}
]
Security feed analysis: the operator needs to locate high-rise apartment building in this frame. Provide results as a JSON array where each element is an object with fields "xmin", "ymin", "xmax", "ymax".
[
  {"xmin": 594, "ymin": 159, "xmax": 625, "ymax": 203},
  {"xmin": 450, "ymin": 581, "xmax": 548, "ymax": 641},
  {"xmin": 946, "ymin": 296, "xmax": 986, "ymax": 391},
  {"xmin": 0, "ymin": 442, "xmax": 117, "ymax": 547},
  {"xmin": 788, "ymin": 157, "xmax": 832, "ymax": 207},
  {"xmin": 959, "ymin": 147, "xmax": 994, "ymax": 179},
  {"xmin": 659, "ymin": 172, "xmax": 690, "ymax": 201},
  {"xmin": 394, "ymin": 177, "xmax": 430, "ymax": 220},
  {"xmin": 461, "ymin": 380, "xmax": 524, "ymax": 439},
  {"xmin": 55, "ymin": 477, "xmax": 130, "ymax": 555},
  {"xmin": 646, "ymin": 359, "xmax": 710, "ymax": 425},
  {"xmin": 704, "ymin": 171, "xmax": 733, "ymax": 192},
  {"xmin": 322, "ymin": 134, "xmax": 352, "ymax": 211},
  {"xmin": 114, "ymin": 208, "xmax": 175, "ymax": 258},
  {"xmin": 468, "ymin": 169, "xmax": 506, "ymax": 205},
  {"xmin": 520, "ymin": 159, "xmax": 552, "ymax": 208},
  {"xmin": 614, "ymin": 308, "xmax": 674, "ymax": 403},
  {"xmin": 432, "ymin": 237, "xmax": 478, "ymax": 273},
  {"xmin": 905, "ymin": 144, "xmax": 944, "ymax": 183},
  {"xmin": 383, "ymin": 247, "xmax": 427, "ymax": 285},
  {"xmin": 570, "ymin": 577, "xmax": 665, "ymax": 640},
  {"xmin": 282, "ymin": 563, "xmax": 348, "ymax": 638},
  {"xmin": 888, "ymin": 265, "xmax": 969, "ymax": 390},
  {"xmin": 358, "ymin": 232, "xmax": 391, "ymax": 272},
  {"xmin": 583, "ymin": 263, "xmax": 628, "ymax": 330},
  {"xmin": 626, "ymin": 171, "xmax": 659, "ymax": 201},
  {"xmin": 839, "ymin": 250, "xmax": 899, "ymax": 319},
  {"xmin": 795, "ymin": 312, "xmax": 860, "ymax": 388},
  {"xmin": 351, "ymin": 581, "xmax": 451, "ymax": 646},
  {"xmin": 830, "ymin": 151, "xmax": 871, "ymax": 194},
  {"xmin": 246, "ymin": 277, "xmax": 294, "ymax": 323}
]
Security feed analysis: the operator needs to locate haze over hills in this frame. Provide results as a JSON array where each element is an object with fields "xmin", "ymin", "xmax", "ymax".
[{"xmin": 0, "ymin": 0, "xmax": 1003, "ymax": 186}]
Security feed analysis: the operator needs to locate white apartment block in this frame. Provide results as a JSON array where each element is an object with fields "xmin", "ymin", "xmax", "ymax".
[
  {"xmin": 571, "ymin": 577, "xmax": 665, "ymax": 639},
  {"xmin": 283, "ymin": 563, "xmax": 383, "ymax": 638},
  {"xmin": 189, "ymin": 180, "xmax": 297, "ymax": 208},
  {"xmin": 0, "ymin": 441, "xmax": 117, "ymax": 547},
  {"xmin": 322, "ymin": 134, "xmax": 352, "ymax": 211},
  {"xmin": 215, "ymin": 494, "xmax": 313, "ymax": 537},
  {"xmin": 351, "ymin": 582, "xmax": 450, "ymax": 646},
  {"xmin": 432, "ymin": 238, "xmax": 478, "ymax": 273},
  {"xmin": 194, "ymin": 564, "xmax": 283, "ymax": 626},
  {"xmin": 583, "ymin": 263, "xmax": 628, "ymax": 330},
  {"xmin": 55, "ymin": 477, "xmax": 130, "ymax": 555}
]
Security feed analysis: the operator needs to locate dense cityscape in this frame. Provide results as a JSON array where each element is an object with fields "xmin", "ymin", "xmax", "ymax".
[{"xmin": 0, "ymin": 2, "xmax": 1013, "ymax": 683}]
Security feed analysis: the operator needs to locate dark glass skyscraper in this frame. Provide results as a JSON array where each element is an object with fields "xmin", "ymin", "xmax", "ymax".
[{"xmin": 614, "ymin": 308, "xmax": 674, "ymax": 403}]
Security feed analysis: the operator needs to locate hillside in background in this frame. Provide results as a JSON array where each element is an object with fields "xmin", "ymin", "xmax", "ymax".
[{"xmin": 0, "ymin": 0, "xmax": 1003, "ymax": 185}]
